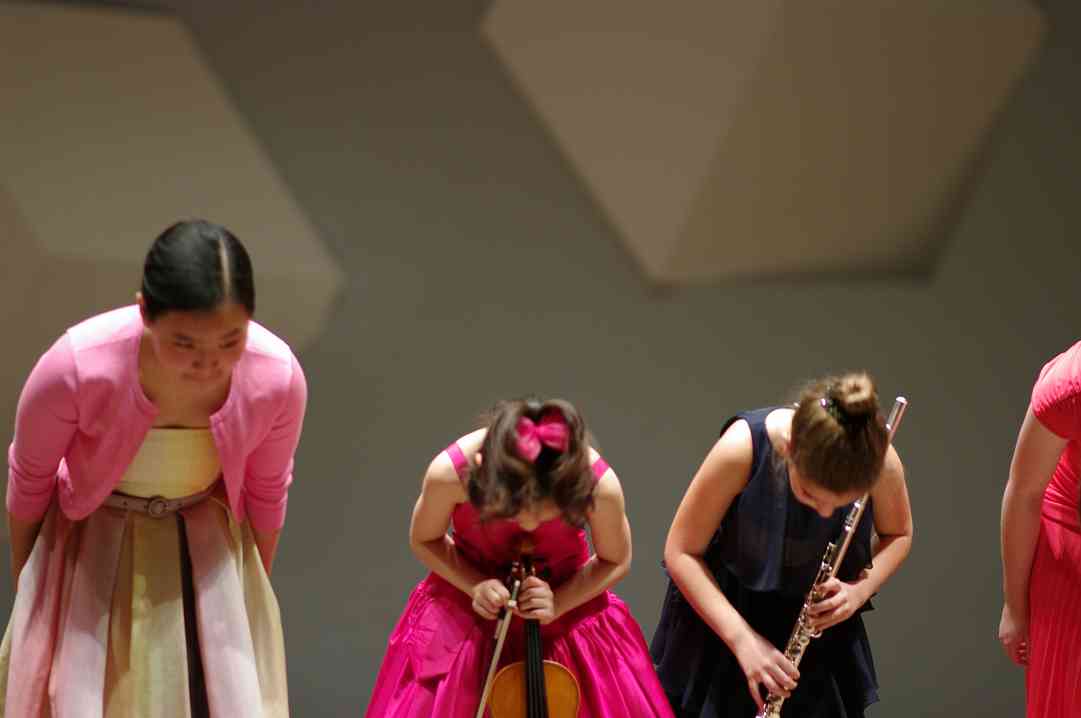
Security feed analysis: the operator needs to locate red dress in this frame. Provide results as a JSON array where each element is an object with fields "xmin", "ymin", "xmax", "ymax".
[{"xmin": 1026, "ymin": 341, "xmax": 1081, "ymax": 716}]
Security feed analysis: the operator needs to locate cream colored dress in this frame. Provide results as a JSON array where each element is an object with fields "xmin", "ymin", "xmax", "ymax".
[{"xmin": 0, "ymin": 429, "xmax": 289, "ymax": 717}]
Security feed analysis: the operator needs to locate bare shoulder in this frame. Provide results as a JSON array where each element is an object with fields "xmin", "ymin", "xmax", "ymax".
[
  {"xmin": 426, "ymin": 428, "xmax": 487, "ymax": 476},
  {"xmin": 762, "ymin": 407, "xmax": 794, "ymax": 454},
  {"xmin": 880, "ymin": 444, "xmax": 905, "ymax": 485},
  {"xmin": 420, "ymin": 429, "xmax": 485, "ymax": 501},
  {"xmin": 424, "ymin": 451, "xmax": 461, "ymax": 486},
  {"xmin": 457, "ymin": 428, "xmax": 487, "ymax": 456},
  {"xmin": 665, "ymin": 417, "xmax": 756, "ymax": 556},
  {"xmin": 710, "ymin": 417, "xmax": 755, "ymax": 477},
  {"xmin": 420, "ymin": 458, "xmax": 466, "ymax": 508},
  {"xmin": 582, "ymin": 445, "xmax": 621, "ymax": 507},
  {"xmin": 592, "ymin": 469, "xmax": 625, "ymax": 509},
  {"xmin": 869, "ymin": 444, "xmax": 908, "ymax": 506}
]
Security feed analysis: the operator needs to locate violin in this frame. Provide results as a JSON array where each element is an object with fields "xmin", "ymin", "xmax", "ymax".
[{"xmin": 476, "ymin": 542, "xmax": 580, "ymax": 718}]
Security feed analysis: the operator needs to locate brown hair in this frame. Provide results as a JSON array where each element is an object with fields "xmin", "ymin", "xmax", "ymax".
[
  {"xmin": 788, "ymin": 372, "xmax": 889, "ymax": 494},
  {"xmin": 468, "ymin": 397, "xmax": 595, "ymax": 527}
]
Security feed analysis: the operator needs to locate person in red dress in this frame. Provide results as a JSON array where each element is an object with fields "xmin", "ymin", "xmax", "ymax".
[{"xmin": 1000, "ymin": 341, "xmax": 1081, "ymax": 716}]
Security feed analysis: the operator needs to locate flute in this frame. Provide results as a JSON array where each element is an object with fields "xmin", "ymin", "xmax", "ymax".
[{"xmin": 756, "ymin": 396, "xmax": 908, "ymax": 718}]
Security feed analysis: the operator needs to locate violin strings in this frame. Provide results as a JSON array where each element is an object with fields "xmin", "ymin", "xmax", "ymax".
[{"xmin": 527, "ymin": 617, "xmax": 548, "ymax": 717}]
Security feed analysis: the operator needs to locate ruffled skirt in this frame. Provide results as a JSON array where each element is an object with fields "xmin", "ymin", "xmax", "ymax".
[
  {"xmin": 0, "ymin": 498, "xmax": 288, "ymax": 717},
  {"xmin": 366, "ymin": 573, "xmax": 674, "ymax": 717}
]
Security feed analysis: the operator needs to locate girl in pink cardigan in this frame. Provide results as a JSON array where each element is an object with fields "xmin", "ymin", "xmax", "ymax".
[{"xmin": 1, "ymin": 220, "xmax": 306, "ymax": 717}]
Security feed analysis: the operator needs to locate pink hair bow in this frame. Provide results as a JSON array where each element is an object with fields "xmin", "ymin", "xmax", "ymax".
[{"xmin": 515, "ymin": 411, "xmax": 570, "ymax": 462}]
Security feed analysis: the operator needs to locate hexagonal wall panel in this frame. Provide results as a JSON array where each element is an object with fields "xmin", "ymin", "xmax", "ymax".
[
  {"xmin": 483, "ymin": 2, "xmax": 1045, "ymax": 283},
  {"xmin": 0, "ymin": 2, "xmax": 344, "ymax": 360}
]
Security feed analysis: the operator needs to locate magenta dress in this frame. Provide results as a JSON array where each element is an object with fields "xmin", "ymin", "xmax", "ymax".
[
  {"xmin": 365, "ymin": 444, "xmax": 675, "ymax": 717},
  {"xmin": 1025, "ymin": 342, "xmax": 1081, "ymax": 716}
]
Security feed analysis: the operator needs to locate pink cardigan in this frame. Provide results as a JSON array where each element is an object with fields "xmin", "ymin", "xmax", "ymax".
[{"xmin": 6, "ymin": 306, "xmax": 307, "ymax": 532}]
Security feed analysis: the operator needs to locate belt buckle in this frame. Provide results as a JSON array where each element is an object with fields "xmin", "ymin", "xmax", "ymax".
[{"xmin": 146, "ymin": 496, "xmax": 169, "ymax": 518}]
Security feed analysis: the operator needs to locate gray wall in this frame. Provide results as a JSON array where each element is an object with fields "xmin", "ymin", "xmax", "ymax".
[{"xmin": 5, "ymin": 1, "xmax": 1081, "ymax": 715}]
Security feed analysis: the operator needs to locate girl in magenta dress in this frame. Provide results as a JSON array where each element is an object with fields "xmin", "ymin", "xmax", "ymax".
[
  {"xmin": 1000, "ymin": 341, "xmax": 1081, "ymax": 716},
  {"xmin": 366, "ymin": 397, "xmax": 674, "ymax": 717}
]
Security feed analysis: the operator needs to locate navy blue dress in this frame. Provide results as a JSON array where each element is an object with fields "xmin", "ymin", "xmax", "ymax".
[{"xmin": 650, "ymin": 408, "xmax": 879, "ymax": 718}]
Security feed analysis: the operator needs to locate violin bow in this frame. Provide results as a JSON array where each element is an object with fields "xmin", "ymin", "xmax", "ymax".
[{"xmin": 474, "ymin": 576, "xmax": 522, "ymax": 718}]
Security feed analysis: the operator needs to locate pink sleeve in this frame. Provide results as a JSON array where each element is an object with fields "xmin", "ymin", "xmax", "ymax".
[
  {"xmin": 7, "ymin": 334, "xmax": 79, "ymax": 521},
  {"xmin": 1031, "ymin": 348, "xmax": 1081, "ymax": 440},
  {"xmin": 445, "ymin": 442, "xmax": 470, "ymax": 482},
  {"xmin": 244, "ymin": 355, "xmax": 308, "ymax": 532},
  {"xmin": 591, "ymin": 456, "xmax": 610, "ymax": 480}
]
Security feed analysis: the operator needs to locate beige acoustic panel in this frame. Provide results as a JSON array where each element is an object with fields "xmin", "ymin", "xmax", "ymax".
[
  {"xmin": 0, "ymin": 185, "xmax": 58, "ymax": 414},
  {"xmin": 483, "ymin": 2, "xmax": 1045, "ymax": 283},
  {"xmin": 0, "ymin": 3, "xmax": 344, "ymax": 350}
]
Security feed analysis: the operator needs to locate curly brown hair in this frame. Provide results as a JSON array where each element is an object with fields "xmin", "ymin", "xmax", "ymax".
[
  {"xmin": 789, "ymin": 372, "xmax": 889, "ymax": 494},
  {"xmin": 468, "ymin": 397, "xmax": 595, "ymax": 527}
]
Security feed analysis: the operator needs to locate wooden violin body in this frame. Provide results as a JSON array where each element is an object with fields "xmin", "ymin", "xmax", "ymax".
[
  {"xmin": 484, "ymin": 542, "xmax": 581, "ymax": 718},
  {"xmin": 489, "ymin": 660, "xmax": 579, "ymax": 717}
]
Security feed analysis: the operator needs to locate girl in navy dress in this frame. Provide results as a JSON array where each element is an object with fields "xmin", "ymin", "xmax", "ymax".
[{"xmin": 651, "ymin": 373, "xmax": 913, "ymax": 717}]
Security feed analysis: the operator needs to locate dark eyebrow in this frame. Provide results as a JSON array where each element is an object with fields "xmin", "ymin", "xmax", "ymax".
[{"xmin": 220, "ymin": 328, "xmax": 242, "ymax": 339}]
